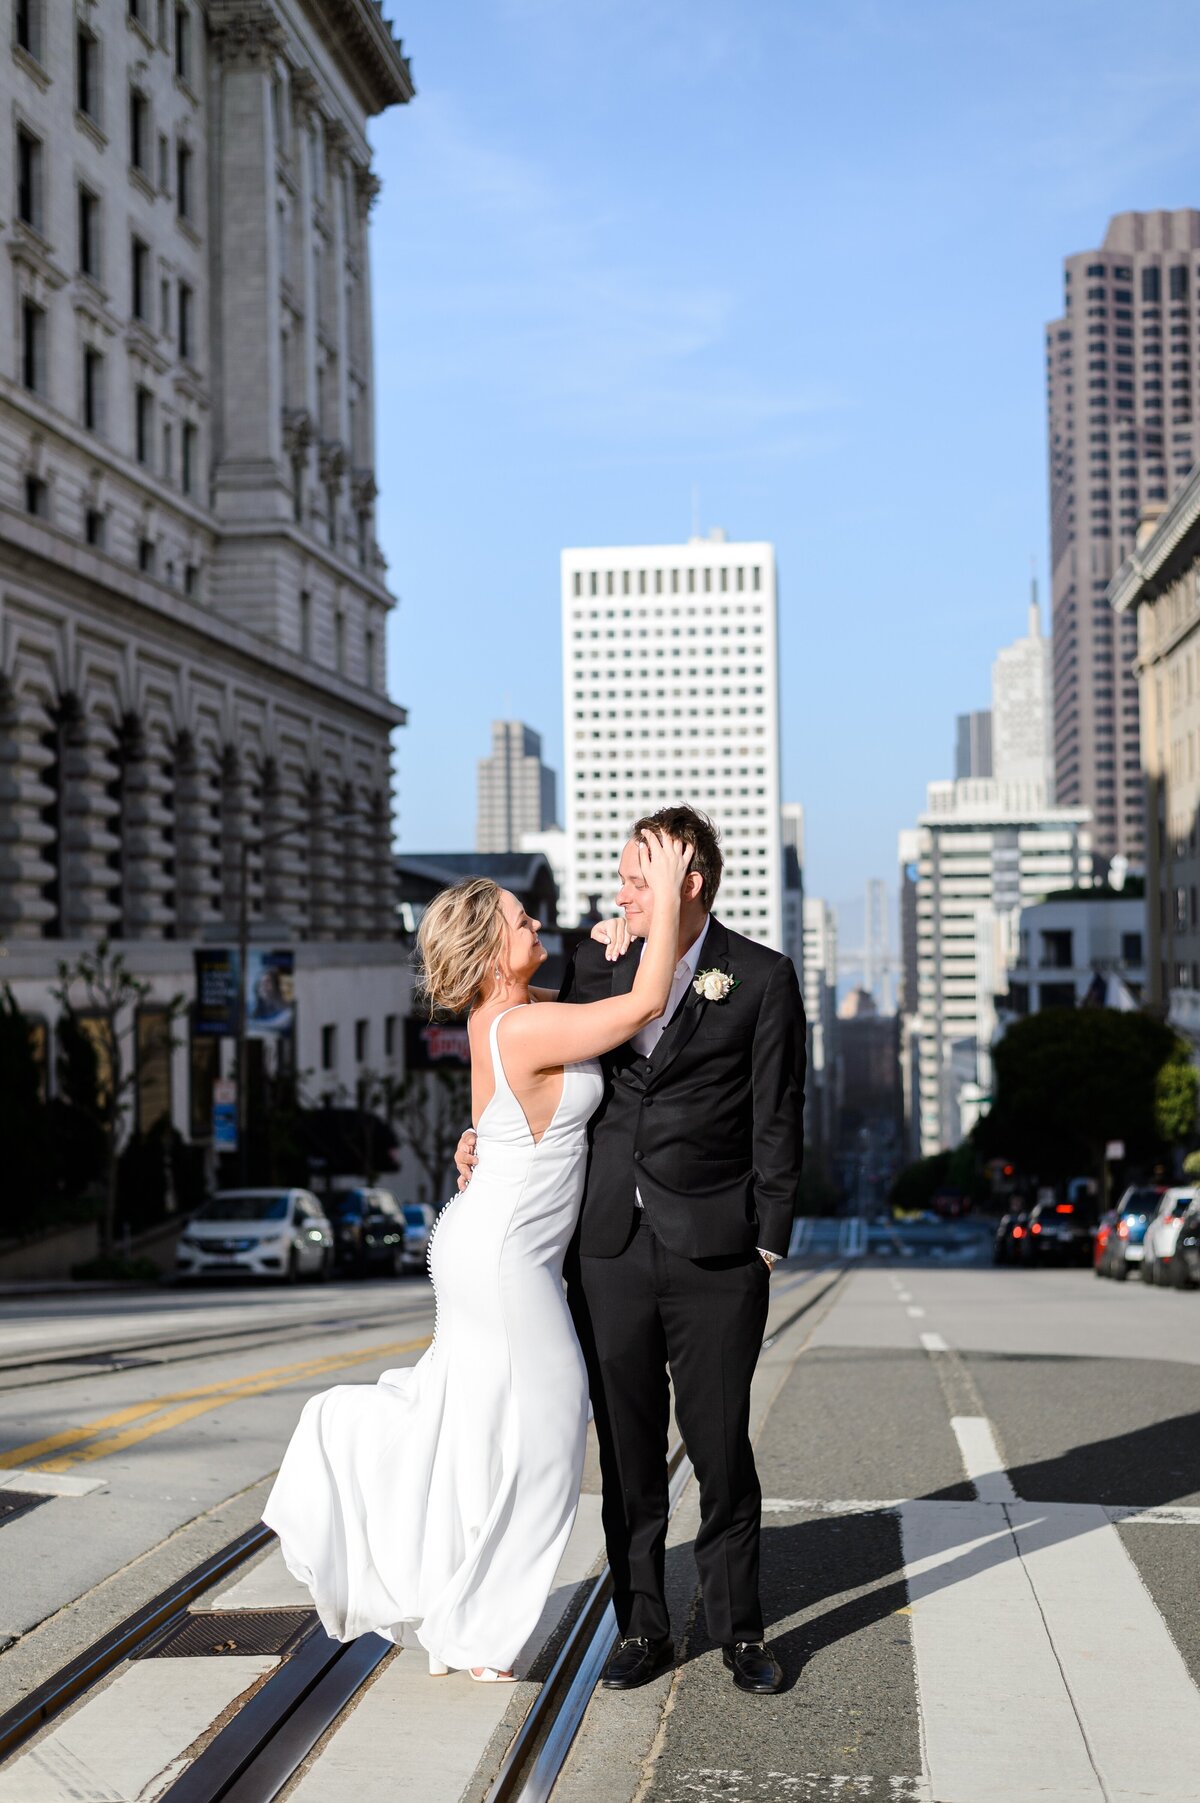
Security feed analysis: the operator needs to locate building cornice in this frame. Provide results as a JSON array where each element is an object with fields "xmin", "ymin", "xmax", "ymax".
[
  {"xmin": 1110, "ymin": 462, "xmax": 1200, "ymax": 614},
  {"xmin": 301, "ymin": 0, "xmax": 414, "ymax": 114},
  {"xmin": 1, "ymin": 508, "xmax": 407, "ymax": 731}
]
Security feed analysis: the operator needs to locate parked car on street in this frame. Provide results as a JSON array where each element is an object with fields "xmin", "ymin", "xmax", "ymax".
[
  {"xmin": 1095, "ymin": 1186, "xmax": 1166, "ymax": 1281},
  {"xmin": 326, "ymin": 1188, "xmax": 409, "ymax": 1276},
  {"xmin": 1021, "ymin": 1196, "xmax": 1096, "ymax": 1267},
  {"xmin": 992, "ymin": 1209, "xmax": 1029, "ymax": 1265},
  {"xmin": 400, "ymin": 1203, "xmax": 433, "ymax": 1274},
  {"xmin": 175, "ymin": 1190, "xmax": 334, "ymax": 1282},
  {"xmin": 1172, "ymin": 1195, "xmax": 1200, "ymax": 1289},
  {"xmin": 1141, "ymin": 1188, "xmax": 1196, "ymax": 1285}
]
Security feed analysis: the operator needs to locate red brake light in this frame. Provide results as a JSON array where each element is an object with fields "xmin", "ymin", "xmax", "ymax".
[
  {"xmin": 1012, "ymin": 1225, "xmax": 1025, "ymax": 1239},
  {"xmin": 1031, "ymin": 1223, "xmax": 1042, "ymax": 1234},
  {"xmin": 1118, "ymin": 1221, "xmax": 1129, "ymax": 1238},
  {"xmin": 1055, "ymin": 1204, "xmax": 1074, "ymax": 1214}
]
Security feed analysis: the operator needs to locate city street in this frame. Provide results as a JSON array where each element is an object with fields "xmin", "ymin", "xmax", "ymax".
[{"xmin": 1, "ymin": 1240, "xmax": 1199, "ymax": 1800}]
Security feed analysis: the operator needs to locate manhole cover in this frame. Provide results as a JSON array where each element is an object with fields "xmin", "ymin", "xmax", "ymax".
[
  {"xmin": 0, "ymin": 1491, "xmax": 50, "ymax": 1526},
  {"xmin": 140, "ymin": 1608, "xmax": 316, "ymax": 1659}
]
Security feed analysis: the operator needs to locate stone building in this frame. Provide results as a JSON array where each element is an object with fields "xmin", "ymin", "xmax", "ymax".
[
  {"xmin": 1111, "ymin": 464, "xmax": 1200, "ymax": 1056},
  {"xmin": 0, "ymin": 2, "xmax": 414, "ymax": 1133}
]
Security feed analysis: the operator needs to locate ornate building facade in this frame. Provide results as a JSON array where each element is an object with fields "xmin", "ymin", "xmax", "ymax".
[{"xmin": 0, "ymin": 1, "xmax": 413, "ymax": 1120}]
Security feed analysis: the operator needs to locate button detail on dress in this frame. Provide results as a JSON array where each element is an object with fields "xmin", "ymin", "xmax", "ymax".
[{"xmin": 634, "ymin": 1150, "xmax": 644, "ymax": 1163}]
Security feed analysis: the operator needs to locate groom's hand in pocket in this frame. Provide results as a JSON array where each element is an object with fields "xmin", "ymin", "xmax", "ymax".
[{"xmin": 455, "ymin": 1128, "xmax": 478, "ymax": 1190}]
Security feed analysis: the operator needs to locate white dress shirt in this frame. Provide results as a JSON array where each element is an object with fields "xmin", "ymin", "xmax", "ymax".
[{"xmin": 631, "ymin": 916, "xmax": 711, "ymax": 1059}]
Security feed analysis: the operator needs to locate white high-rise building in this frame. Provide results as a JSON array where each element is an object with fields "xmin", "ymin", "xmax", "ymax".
[
  {"xmin": 477, "ymin": 721, "xmax": 557, "ymax": 853},
  {"xmin": 992, "ymin": 585, "xmax": 1055, "ymax": 802},
  {"xmin": 915, "ymin": 779, "xmax": 1092, "ymax": 1153},
  {"xmin": 560, "ymin": 534, "xmax": 782, "ymax": 945},
  {"xmin": 780, "ymin": 803, "xmax": 805, "ymax": 974},
  {"xmin": 802, "ymin": 897, "xmax": 838, "ymax": 1161}
]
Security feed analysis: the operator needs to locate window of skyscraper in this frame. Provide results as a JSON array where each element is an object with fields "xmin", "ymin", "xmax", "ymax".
[
  {"xmin": 1170, "ymin": 267, "xmax": 1189, "ymax": 301},
  {"xmin": 1142, "ymin": 268, "xmax": 1162, "ymax": 303}
]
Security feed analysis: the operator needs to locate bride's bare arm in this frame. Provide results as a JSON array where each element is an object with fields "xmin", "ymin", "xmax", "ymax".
[{"xmin": 503, "ymin": 832, "xmax": 689, "ymax": 1071}]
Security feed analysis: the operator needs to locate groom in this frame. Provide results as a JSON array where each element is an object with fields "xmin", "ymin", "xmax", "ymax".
[{"xmin": 562, "ymin": 805, "xmax": 804, "ymax": 1695}]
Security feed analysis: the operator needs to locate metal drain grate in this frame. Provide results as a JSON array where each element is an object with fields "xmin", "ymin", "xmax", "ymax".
[
  {"xmin": 0, "ymin": 1491, "xmax": 50, "ymax": 1527},
  {"xmin": 139, "ymin": 1608, "xmax": 316, "ymax": 1660}
]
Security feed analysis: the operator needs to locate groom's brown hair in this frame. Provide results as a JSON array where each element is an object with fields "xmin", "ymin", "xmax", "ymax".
[{"xmin": 631, "ymin": 805, "xmax": 723, "ymax": 912}]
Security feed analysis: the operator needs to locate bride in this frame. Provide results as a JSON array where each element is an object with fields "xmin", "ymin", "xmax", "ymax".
[{"xmin": 263, "ymin": 829, "xmax": 691, "ymax": 1680}]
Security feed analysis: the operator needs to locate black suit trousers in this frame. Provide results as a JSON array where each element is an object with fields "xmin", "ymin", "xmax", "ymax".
[{"xmin": 569, "ymin": 1213, "xmax": 770, "ymax": 1645}]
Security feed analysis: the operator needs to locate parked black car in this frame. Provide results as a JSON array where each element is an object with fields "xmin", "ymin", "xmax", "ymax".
[
  {"xmin": 1172, "ymin": 1195, "xmax": 1200, "ymax": 1289},
  {"xmin": 992, "ymin": 1208, "xmax": 1030, "ymax": 1265},
  {"xmin": 1022, "ymin": 1196, "xmax": 1097, "ymax": 1267},
  {"xmin": 326, "ymin": 1187, "xmax": 407, "ymax": 1276}
]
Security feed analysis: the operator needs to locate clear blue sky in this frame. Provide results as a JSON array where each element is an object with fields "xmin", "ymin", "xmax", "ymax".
[{"xmin": 370, "ymin": 0, "xmax": 1200, "ymax": 924}]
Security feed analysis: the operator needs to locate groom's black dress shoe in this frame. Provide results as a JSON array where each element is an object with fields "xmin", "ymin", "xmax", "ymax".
[
  {"xmin": 600, "ymin": 1634, "xmax": 675, "ymax": 1690},
  {"xmin": 723, "ymin": 1641, "xmax": 784, "ymax": 1694}
]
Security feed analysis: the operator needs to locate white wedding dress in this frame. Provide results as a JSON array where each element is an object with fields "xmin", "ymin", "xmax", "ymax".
[{"xmin": 263, "ymin": 1009, "xmax": 602, "ymax": 1672}]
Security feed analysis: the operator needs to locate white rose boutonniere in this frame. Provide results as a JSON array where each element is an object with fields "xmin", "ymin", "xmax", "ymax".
[{"xmin": 694, "ymin": 968, "xmax": 739, "ymax": 1003}]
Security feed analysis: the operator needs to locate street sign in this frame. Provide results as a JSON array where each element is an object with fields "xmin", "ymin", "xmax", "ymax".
[{"xmin": 213, "ymin": 1078, "xmax": 238, "ymax": 1151}]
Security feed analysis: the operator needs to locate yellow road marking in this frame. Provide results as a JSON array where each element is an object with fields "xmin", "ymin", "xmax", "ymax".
[{"xmin": 1, "ymin": 1335, "xmax": 430, "ymax": 1474}]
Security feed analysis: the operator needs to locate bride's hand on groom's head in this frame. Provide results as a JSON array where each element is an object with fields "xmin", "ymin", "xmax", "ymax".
[
  {"xmin": 454, "ymin": 1127, "xmax": 478, "ymax": 1190},
  {"xmin": 639, "ymin": 828, "xmax": 693, "ymax": 896},
  {"xmin": 590, "ymin": 917, "xmax": 632, "ymax": 962}
]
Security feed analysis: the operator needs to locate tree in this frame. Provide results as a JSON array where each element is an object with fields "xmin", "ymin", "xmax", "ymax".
[
  {"xmin": 1155, "ymin": 1046, "xmax": 1198, "ymax": 1148},
  {"xmin": 391, "ymin": 1067, "xmax": 473, "ymax": 1205},
  {"xmin": 53, "ymin": 941, "xmax": 184, "ymax": 1257},
  {"xmin": 974, "ymin": 1008, "xmax": 1188, "ymax": 1187}
]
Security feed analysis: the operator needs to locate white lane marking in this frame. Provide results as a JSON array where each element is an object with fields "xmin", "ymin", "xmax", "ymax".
[
  {"xmin": 900, "ymin": 1502, "xmax": 1104, "ymax": 1803},
  {"xmin": 0, "ymin": 1655, "xmax": 277, "ymax": 1803},
  {"xmin": 1011, "ymin": 1503, "xmax": 1200, "ymax": 1802},
  {"xmin": 950, "ymin": 1417, "xmax": 1017, "ymax": 1504},
  {"xmin": 897, "ymin": 1290, "xmax": 913, "ymax": 1302},
  {"xmin": 0, "ymin": 1467, "xmax": 106, "ymax": 1497},
  {"xmin": 919, "ymin": 1332, "xmax": 949, "ymax": 1353},
  {"xmin": 906, "ymin": 1305, "xmax": 926, "ymax": 1318},
  {"xmin": 762, "ymin": 1497, "xmax": 1200, "ymax": 1525}
]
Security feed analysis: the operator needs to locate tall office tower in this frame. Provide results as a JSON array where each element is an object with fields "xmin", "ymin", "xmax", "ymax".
[
  {"xmin": 0, "ymin": 2, "xmax": 415, "ymax": 1107},
  {"xmin": 897, "ymin": 829, "xmax": 921, "ymax": 1018},
  {"xmin": 864, "ymin": 876, "xmax": 890, "ymax": 1009},
  {"xmin": 780, "ymin": 803, "xmax": 806, "ymax": 974},
  {"xmin": 561, "ymin": 534, "xmax": 782, "ymax": 946},
  {"xmin": 477, "ymin": 721, "xmax": 558, "ymax": 853},
  {"xmin": 802, "ymin": 897, "xmax": 839, "ymax": 1162},
  {"xmin": 955, "ymin": 711, "xmax": 993, "ymax": 780},
  {"xmin": 1047, "ymin": 209, "xmax": 1200, "ymax": 864},
  {"xmin": 914, "ymin": 780, "xmax": 1093, "ymax": 1153},
  {"xmin": 991, "ymin": 584, "xmax": 1054, "ymax": 801}
]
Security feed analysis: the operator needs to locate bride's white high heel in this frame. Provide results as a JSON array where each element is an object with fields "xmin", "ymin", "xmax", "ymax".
[
  {"xmin": 470, "ymin": 1666, "xmax": 516, "ymax": 1682},
  {"xmin": 427, "ymin": 1655, "xmax": 450, "ymax": 1676}
]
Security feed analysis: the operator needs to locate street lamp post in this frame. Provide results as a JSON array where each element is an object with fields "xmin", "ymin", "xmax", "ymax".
[{"xmin": 235, "ymin": 807, "xmax": 356, "ymax": 1183}]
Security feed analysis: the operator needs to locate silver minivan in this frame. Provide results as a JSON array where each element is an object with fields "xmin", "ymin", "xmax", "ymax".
[{"xmin": 175, "ymin": 1189, "xmax": 334, "ymax": 1282}]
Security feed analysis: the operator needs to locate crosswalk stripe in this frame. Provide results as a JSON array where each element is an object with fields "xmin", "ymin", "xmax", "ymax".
[
  {"xmin": 900, "ymin": 1501, "xmax": 1104, "ymax": 1802},
  {"xmin": 1011, "ymin": 1503, "xmax": 1200, "ymax": 1802}
]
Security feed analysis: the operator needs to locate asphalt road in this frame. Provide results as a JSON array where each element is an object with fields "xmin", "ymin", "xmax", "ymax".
[{"xmin": 2, "ymin": 1238, "xmax": 1200, "ymax": 1803}]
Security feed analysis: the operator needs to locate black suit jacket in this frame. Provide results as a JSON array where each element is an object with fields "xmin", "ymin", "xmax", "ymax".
[{"xmin": 558, "ymin": 915, "xmax": 806, "ymax": 1259}]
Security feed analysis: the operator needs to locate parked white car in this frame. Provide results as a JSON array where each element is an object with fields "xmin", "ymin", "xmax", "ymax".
[
  {"xmin": 1141, "ymin": 1187, "xmax": 1196, "ymax": 1286},
  {"xmin": 175, "ymin": 1189, "xmax": 334, "ymax": 1283}
]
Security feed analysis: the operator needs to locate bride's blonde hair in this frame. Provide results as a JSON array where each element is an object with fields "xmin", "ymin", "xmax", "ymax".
[{"xmin": 416, "ymin": 878, "xmax": 507, "ymax": 1016}]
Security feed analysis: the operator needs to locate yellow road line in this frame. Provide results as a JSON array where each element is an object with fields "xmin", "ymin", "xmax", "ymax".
[{"xmin": 1, "ymin": 1335, "xmax": 431, "ymax": 1473}]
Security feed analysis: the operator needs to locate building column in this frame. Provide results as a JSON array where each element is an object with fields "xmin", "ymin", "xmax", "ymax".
[
  {"xmin": 58, "ymin": 708, "xmax": 120, "ymax": 939},
  {"xmin": 174, "ymin": 738, "xmax": 220, "ymax": 939},
  {"xmin": 0, "ymin": 686, "xmax": 56, "ymax": 939},
  {"xmin": 117, "ymin": 724, "xmax": 176, "ymax": 939},
  {"xmin": 208, "ymin": 3, "xmax": 288, "ymax": 524}
]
